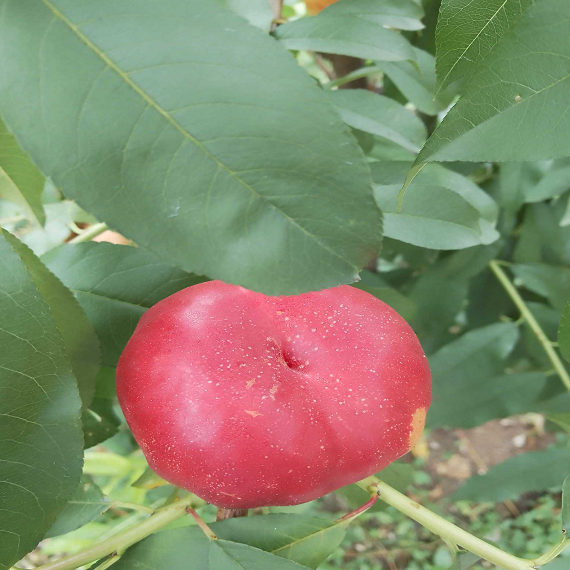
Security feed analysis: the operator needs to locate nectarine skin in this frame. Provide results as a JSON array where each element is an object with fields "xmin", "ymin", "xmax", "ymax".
[{"xmin": 117, "ymin": 281, "xmax": 431, "ymax": 508}]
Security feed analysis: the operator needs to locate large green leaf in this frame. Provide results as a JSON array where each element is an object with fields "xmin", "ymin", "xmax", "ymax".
[
  {"xmin": 513, "ymin": 201, "xmax": 570, "ymax": 267},
  {"xmin": 435, "ymin": 0, "xmax": 534, "ymax": 93},
  {"xmin": 453, "ymin": 445, "xmax": 570, "ymax": 502},
  {"xmin": 0, "ymin": 0, "xmax": 381, "ymax": 296},
  {"xmin": 497, "ymin": 162, "xmax": 550, "ymax": 213},
  {"xmin": 559, "ymin": 298, "xmax": 570, "ymax": 363},
  {"xmin": 82, "ymin": 366, "xmax": 121, "ymax": 448},
  {"xmin": 45, "ymin": 477, "xmax": 108, "ymax": 539},
  {"xmin": 427, "ymin": 323, "xmax": 534, "ymax": 428},
  {"xmin": 218, "ymin": 0, "xmax": 274, "ymax": 32},
  {"xmin": 319, "ymin": 0, "xmax": 425, "ymax": 31},
  {"xmin": 207, "ymin": 515, "xmax": 346, "ymax": 569},
  {"xmin": 113, "ymin": 520, "xmax": 338, "ymax": 570},
  {"xmin": 0, "ymin": 115, "xmax": 45, "ymax": 226},
  {"xmin": 0, "ymin": 230, "xmax": 83, "ymax": 570},
  {"xmin": 409, "ymin": 244, "xmax": 502, "ymax": 353},
  {"xmin": 5, "ymin": 234, "xmax": 100, "ymax": 409},
  {"xmin": 327, "ymin": 90, "xmax": 426, "ymax": 154},
  {"xmin": 374, "ymin": 185, "xmax": 493, "ymax": 249},
  {"xmin": 42, "ymin": 242, "xmax": 206, "ymax": 367},
  {"xmin": 274, "ymin": 14, "xmax": 415, "ymax": 62},
  {"xmin": 418, "ymin": 0, "xmax": 570, "ymax": 163},
  {"xmin": 380, "ymin": 47, "xmax": 458, "ymax": 116},
  {"xmin": 521, "ymin": 159, "xmax": 570, "ymax": 203},
  {"xmin": 372, "ymin": 161, "xmax": 498, "ymax": 226}
]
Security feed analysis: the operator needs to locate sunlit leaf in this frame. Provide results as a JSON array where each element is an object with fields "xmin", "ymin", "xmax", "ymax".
[
  {"xmin": 435, "ymin": 0, "xmax": 534, "ymax": 93},
  {"xmin": 418, "ymin": 0, "xmax": 570, "ymax": 162},
  {"xmin": 0, "ymin": 0, "xmax": 380, "ymax": 295}
]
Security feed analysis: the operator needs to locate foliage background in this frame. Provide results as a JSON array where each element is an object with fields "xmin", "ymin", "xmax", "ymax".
[{"xmin": 1, "ymin": 0, "xmax": 570, "ymax": 569}]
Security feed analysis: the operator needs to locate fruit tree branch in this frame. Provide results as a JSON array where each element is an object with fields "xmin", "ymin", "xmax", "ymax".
[
  {"xmin": 356, "ymin": 476, "xmax": 568, "ymax": 569},
  {"xmin": 489, "ymin": 259, "xmax": 570, "ymax": 392},
  {"xmin": 22, "ymin": 495, "xmax": 196, "ymax": 570},
  {"xmin": 69, "ymin": 222, "xmax": 108, "ymax": 243}
]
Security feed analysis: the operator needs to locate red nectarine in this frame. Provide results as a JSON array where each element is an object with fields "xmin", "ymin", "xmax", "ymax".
[{"xmin": 116, "ymin": 281, "xmax": 431, "ymax": 508}]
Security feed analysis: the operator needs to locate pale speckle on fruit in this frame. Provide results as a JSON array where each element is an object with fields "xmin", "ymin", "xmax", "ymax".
[{"xmin": 244, "ymin": 410, "xmax": 263, "ymax": 417}]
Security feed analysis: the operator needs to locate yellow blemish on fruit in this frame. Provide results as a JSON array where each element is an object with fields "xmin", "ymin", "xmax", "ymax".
[
  {"xmin": 244, "ymin": 410, "xmax": 263, "ymax": 417},
  {"xmin": 246, "ymin": 379, "xmax": 256, "ymax": 389},
  {"xmin": 409, "ymin": 407, "xmax": 427, "ymax": 450}
]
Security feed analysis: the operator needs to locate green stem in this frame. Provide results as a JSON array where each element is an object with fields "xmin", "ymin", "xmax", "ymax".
[
  {"xmin": 533, "ymin": 537, "xmax": 570, "ymax": 566},
  {"xmin": 325, "ymin": 65, "xmax": 382, "ymax": 89},
  {"xmin": 489, "ymin": 260, "xmax": 570, "ymax": 392},
  {"xmin": 69, "ymin": 222, "xmax": 108, "ymax": 244},
  {"xmin": 28, "ymin": 495, "xmax": 194, "ymax": 570},
  {"xmin": 187, "ymin": 507, "xmax": 218, "ymax": 540},
  {"xmin": 357, "ymin": 477, "xmax": 568, "ymax": 569},
  {"xmin": 110, "ymin": 501, "xmax": 154, "ymax": 514},
  {"xmin": 88, "ymin": 554, "xmax": 121, "ymax": 570}
]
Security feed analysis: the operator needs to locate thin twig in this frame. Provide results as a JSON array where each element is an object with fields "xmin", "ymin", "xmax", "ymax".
[{"xmin": 489, "ymin": 260, "xmax": 570, "ymax": 392}]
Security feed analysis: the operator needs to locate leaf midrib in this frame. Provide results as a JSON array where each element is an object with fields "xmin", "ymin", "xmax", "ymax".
[
  {"xmin": 270, "ymin": 521, "xmax": 341, "ymax": 557},
  {"xmin": 437, "ymin": 0, "xmax": 510, "ymax": 92},
  {"xmin": 38, "ymin": 0, "xmax": 358, "ymax": 270}
]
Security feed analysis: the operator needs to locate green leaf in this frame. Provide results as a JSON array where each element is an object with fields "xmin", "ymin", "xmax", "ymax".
[
  {"xmin": 113, "ymin": 523, "xmax": 328, "ymax": 569},
  {"xmin": 274, "ymin": 14, "xmax": 415, "ymax": 62},
  {"xmin": 82, "ymin": 366, "xmax": 121, "ymax": 448},
  {"xmin": 430, "ymin": 370, "xmax": 548, "ymax": 429},
  {"xmin": 319, "ymin": 0, "xmax": 425, "ymax": 31},
  {"xmin": 563, "ymin": 474, "xmax": 570, "ymax": 534},
  {"xmin": 435, "ymin": 0, "xmax": 534, "ymax": 93},
  {"xmin": 511, "ymin": 264, "xmax": 570, "ymax": 310},
  {"xmin": 497, "ymin": 162, "xmax": 550, "ymax": 213},
  {"xmin": 522, "ymin": 302, "xmax": 565, "ymax": 369},
  {"xmin": 209, "ymin": 515, "xmax": 346, "ymax": 569},
  {"xmin": 453, "ymin": 445, "xmax": 570, "ymax": 502},
  {"xmin": 380, "ymin": 47, "xmax": 459, "ymax": 116},
  {"xmin": 521, "ymin": 159, "xmax": 570, "ymax": 203},
  {"xmin": 546, "ymin": 414, "xmax": 570, "ymax": 433},
  {"xmin": 411, "ymin": 244, "xmax": 502, "ymax": 353},
  {"xmin": 42, "ymin": 243, "xmax": 207, "ymax": 367},
  {"xmin": 374, "ymin": 185, "xmax": 492, "ymax": 250},
  {"xmin": 5, "ymin": 234, "xmax": 100, "ymax": 409},
  {"xmin": 327, "ymin": 90, "xmax": 426, "ymax": 154},
  {"xmin": 513, "ymin": 201, "xmax": 570, "ymax": 267},
  {"xmin": 0, "ymin": 229, "xmax": 83, "ymax": 570},
  {"xmin": 559, "ymin": 298, "xmax": 570, "ymax": 363},
  {"xmin": 371, "ymin": 161, "xmax": 499, "ymax": 226},
  {"xmin": 418, "ymin": 0, "xmax": 570, "ymax": 163},
  {"xmin": 218, "ymin": 0, "xmax": 274, "ymax": 32},
  {"xmin": 426, "ymin": 323, "xmax": 537, "ymax": 428},
  {"xmin": 0, "ymin": 115, "xmax": 45, "ymax": 226},
  {"xmin": 132, "ymin": 468, "xmax": 169, "ymax": 490},
  {"xmin": 0, "ymin": 0, "xmax": 380, "ymax": 296},
  {"xmin": 45, "ymin": 477, "xmax": 108, "ymax": 539}
]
